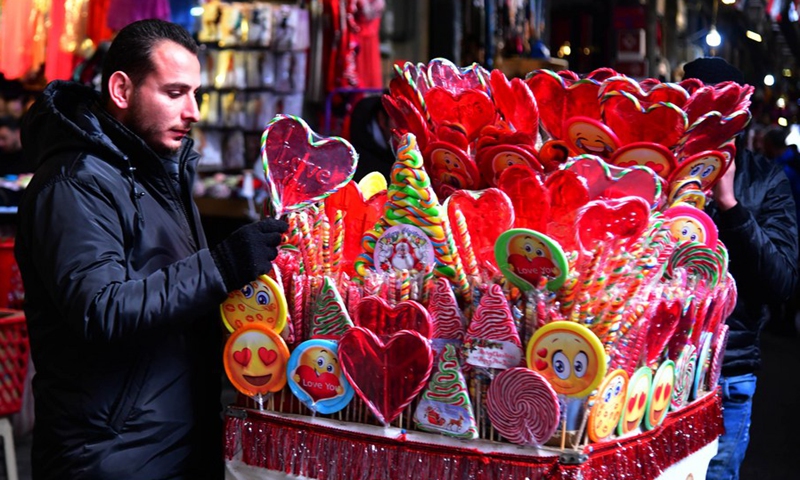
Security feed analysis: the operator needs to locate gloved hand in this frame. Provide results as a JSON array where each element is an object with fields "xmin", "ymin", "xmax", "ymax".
[{"xmin": 211, "ymin": 217, "xmax": 288, "ymax": 292}]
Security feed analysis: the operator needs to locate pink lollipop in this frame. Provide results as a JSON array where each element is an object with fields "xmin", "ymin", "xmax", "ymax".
[
  {"xmin": 486, "ymin": 367, "xmax": 560, "ymax": 446},
  {"xmin": 262, "ymin": 115, "xmax": 358, "ymax": 217}
]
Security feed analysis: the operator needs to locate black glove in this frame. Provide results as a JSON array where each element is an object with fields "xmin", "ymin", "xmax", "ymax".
[{"xmin": 211, "ymin": 217, "xmax": 288, "ymax": 292}]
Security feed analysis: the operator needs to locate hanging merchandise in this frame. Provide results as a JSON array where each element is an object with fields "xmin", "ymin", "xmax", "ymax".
[
  {"xmin": 106, "ymin": 0, "xmax": 172, "ymax": 32},
  {"xmin": 0, "ymin": 0, "xmax": 37, "ymax": 79}
]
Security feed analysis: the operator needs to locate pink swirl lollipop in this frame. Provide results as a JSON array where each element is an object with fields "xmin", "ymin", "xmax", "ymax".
[
  {"xmin": 429, "ymin": 278, "xmax": 466, "ymax": 341},
  {"xmin": 466, "ymin": 283, "xmax": 521, "ymax": 347},
  {"xmin": 486, "ymin": 367, "xmax": 560, "ymax": 446}
]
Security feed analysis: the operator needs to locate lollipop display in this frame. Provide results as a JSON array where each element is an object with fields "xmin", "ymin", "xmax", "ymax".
[{"xmin": 222, "ymin": 59, "xmax": 743, "ymax": 479}]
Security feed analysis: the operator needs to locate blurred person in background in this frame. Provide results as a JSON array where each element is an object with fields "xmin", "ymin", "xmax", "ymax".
[{"xmin": 683, "ymin": 57, "xmax": 799, "ymax": 480}]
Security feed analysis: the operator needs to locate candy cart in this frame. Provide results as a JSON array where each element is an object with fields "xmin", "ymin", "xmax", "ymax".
[{"xmin": 219, "ymin": 60, "xmax": 743, "ymax": 480}]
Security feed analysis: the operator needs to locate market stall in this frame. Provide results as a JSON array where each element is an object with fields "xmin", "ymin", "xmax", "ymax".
[{"xmin": 217, "ymin": 59, "xmax": 743, "ymax": 480}]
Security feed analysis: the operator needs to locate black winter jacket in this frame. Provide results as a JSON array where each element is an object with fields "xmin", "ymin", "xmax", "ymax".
[
  {"xmin": 15, "ymin": 81, "xmax": 229, "ymax": 479},
  {"xmin": 706, "ymin": 147, "xmax": 798, "ymax": 376}
]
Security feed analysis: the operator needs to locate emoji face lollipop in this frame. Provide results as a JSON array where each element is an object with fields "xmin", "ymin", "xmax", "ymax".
[
  {"xmin": 587, "ymin": 369, "xmax": 629, "ymax": 442},
  {"xmin": 428, "ymin": 145, "xmax": 474, "ymax": 190},
  {"xmin": 564, "ymin": 116, "xmax": 620, "ymax": 158},
  {"xmin": 664, "ymin": 205, "xmax": 718, "ymax": 248},
  {"xmin": 495, "ymin": 229, "xmax": 568, "ymax": 291},
  {"xmin": 609, "ymin": 142, "xmax": 676, "ymax": 178},
  {"xmin": 223, "ymin": 323, "xmax": 290, "ymax": 398},
  {"xmin": 644, "ymin": 360, "xmax": 675, "ymax": 430},
  {"xmin": 526, "ymin": 321, "xmax": 607, "ymax": 397},
  {"xmin": 669, "ymin": 150, "xmax": 726, "ymax": 191},
  {"xmin": 287, "ymin": 339, "xmax": 354, "ymax": 414},
  {"xmin": 220, "ymin": 274, "xmax": 287, "ymax": 334},
  {"xmin": 618, "ymin": 366, "xmax": 652, "ymax": 436}
]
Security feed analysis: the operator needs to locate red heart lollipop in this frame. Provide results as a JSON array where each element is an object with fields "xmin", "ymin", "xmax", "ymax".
[
  {"xmin": 426, "ymin": 58, "xmax": 489, "ymax": 93},
  {"xmin": 609, "ymin": 142, "xmax": 677, "ymax": 179},
  {"xmin": 576, "ymin": 197, "xmax": 651, "ymax": 251},
  {"xmin": 644, "ymin": 297, "xmax": 683, "ymax": 365},
  {"xmin": 489, "ymin": 69, "xmax": 539, "ymax": 136},
  {"xmin": 600, "ymin": 76, "xmax": 690, "ymax": 110},
  {"xmin": 497, "ymin": 165, "xmax": 550, "ymax": 233},
  {"xmin": 354, "ymin": 296, "xmax": 433, "ymax": 340},
  {"xmin": 601, "ymin": 91, "xmax": 687, "ymax": 148},
  {"xmin": 565, "ymin": 156, "xmax": 661, "ymax": 207},
  {"xmin": 676, "ymin": 110, "xmax": 751, "ymax": 158},
  {"xmin": 262, "ymin": 115, "xmax": 357, "ymax": 216},
  {"xmin": 382, "ymin": 95, "xmax": 430, "ymax": 152},
  {"xmin": 446, "ymin": 189, "xmax": 515, "ymax": 270},
  {"xmin": 476, "ymin": 144, "xmax": 541, "ymax": 186},
  {"xmin": 684, "ymin": 82, "xmax": 753, "ymax": 127},
  {"xmin": 526, "ymin": 70, "xmax": 603, "ymax": 140},
  {"xmin": 325, "ymin": 181, "xmax": 386, "ymax": 276},
  {"xmin": 389, "ymin": 74, "xmax": 426, "ymax": 119},
  {"xmin": 425, "ymin": 87, "xmax": 495, "ymax": 140},
  {"xmin": 544, "ymin": 169, "xmax": 590, "ymax": 252},
  {"xmin": 338, "ymin": 327, "xmax": 433, "ymax": 425}
]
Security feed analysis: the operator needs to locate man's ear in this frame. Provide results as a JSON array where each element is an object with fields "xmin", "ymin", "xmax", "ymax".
[{"xmin": 108, "ymin": 71, "xmax": 134, "ymax": 110}]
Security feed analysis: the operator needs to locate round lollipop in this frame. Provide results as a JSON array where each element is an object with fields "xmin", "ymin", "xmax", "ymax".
[
  {"xmin": 220, "ymin": 274, "xmax": 287, "ymax": 333},
  {"xmin": 287, "ymin": 339, "xmax": 354, "ymax": 414},
  {"xmin": 486, "ymin": 367, "xmax": 560, "ymax": 446},
  {"xmin": 587, "ymin": 369, "xmax": 629, "ymax": 443},
  {"xmin": 495, "ymin": 229, "xmax": 568, "ymax": 291},
  {"xmin": 526, "ymin": 321, "xmax": 607, "ymax": 398},
  {"xmin": 223, "ymin": 323, "xmax": 290, "ymax": 401}
]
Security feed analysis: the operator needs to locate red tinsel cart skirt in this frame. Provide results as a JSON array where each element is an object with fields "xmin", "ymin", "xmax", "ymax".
[{"xmin": 225, "ymin": 389, "xmax": 723, "ymax": 480}]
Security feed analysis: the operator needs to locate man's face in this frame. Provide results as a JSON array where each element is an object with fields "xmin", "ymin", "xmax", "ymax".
[
  {"xmin": 0, "ymin": 126, "xmax": 21, "ymax": 153},
  {"xmin": 125, "ymin": 41, "xmax": 201, "ymax": 156}
]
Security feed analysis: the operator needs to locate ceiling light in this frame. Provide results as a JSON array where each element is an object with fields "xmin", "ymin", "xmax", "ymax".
[{"xmin": 746, "ymin": 31, "xmax": 762, "ymax": 42}]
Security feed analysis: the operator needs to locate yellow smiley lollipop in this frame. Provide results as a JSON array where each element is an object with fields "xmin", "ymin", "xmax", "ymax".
[
  {"xmin": 223, "ymin": 323, "xmax": 290, "ymax": 398},
  {"xmin": 220, "ymin": 274, "xmax": 287, "ymax": 333},
  {"xmin": 587, "ymin": 369, "xmax": 629, "ymax": 442},
  {"xmin": 526, "ymin": 321, "xmax": 607, "ymax": 398}
]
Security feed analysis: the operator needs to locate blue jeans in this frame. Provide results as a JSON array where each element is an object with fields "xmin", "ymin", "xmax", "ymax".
[{"xmin": 706, "ymin": 374, "xmax": 757, "ymax": 480}]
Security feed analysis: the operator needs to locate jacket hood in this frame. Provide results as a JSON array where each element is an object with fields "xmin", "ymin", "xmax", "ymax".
[{"xmin": 21, "ymin": 81, "xmax": 125, "ymax": 170}]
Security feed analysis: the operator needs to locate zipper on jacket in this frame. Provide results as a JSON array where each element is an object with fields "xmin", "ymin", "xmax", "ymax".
[{"xmin": 125, "ymin": 159, "xmax": 146, "ymax": 228}]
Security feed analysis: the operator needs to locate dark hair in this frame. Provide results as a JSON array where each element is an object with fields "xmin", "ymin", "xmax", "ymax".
[
  {"xmin": 683, "ymin": 57, "xmax": 744, "ymax": 85},
  {"xmin": 101, "ymin": 19, "xmax": 198, "ymax": 103},
  {"xmin": 763, "ymin": 127, "xmax": 789, "ymax": 149},
  {"xmin": 0, "ymin": 115, "xmax": 20, "ymax": 131}
]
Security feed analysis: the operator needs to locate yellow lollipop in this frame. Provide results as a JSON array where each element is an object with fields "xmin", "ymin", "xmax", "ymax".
[
  {"xmin": 220, "ymin": 274, "xmax": 287, "ymax": 333},
  {"xmin": 358, "ymin": 171, "xmax": 388, "ymax": 200}
]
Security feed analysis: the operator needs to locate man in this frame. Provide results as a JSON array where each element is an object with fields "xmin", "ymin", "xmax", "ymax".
[
  {"xmin": 683, "ymin": 57, "xmax": 799, "ymax": 480},
  {"xmin": 15, "ymin": 19, "xmax": 286, "ymax": 479}
]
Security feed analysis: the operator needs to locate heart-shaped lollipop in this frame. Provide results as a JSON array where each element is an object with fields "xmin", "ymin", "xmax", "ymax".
[
  {"xmin": 382, "ymin": 95, "xmax": 430, "ymax": 152},
  {"xmin": 601, "ymin": 91, "xmax": 687, "ymax": 148},
  {"xmin": 644, "ymin": 298, "xmax": 683, "ymax": 365},
  {"xmin": 354, "ymin": 296, "xmax": 433, "ymax": 340},
  {"xmin": 424, "ymin": 141, "xmax": 482, "ymax": 192},
  {"xmin": 565, "ymin": 155, "xmax": 661, "ymax": 208},
  {"xmin": 262, "ymin": 115, "xmax": 357, "ymax": 217},
  {"xmin": 575, "ymin": 196, "xmax": 651, "ymax": 251},
  {"xmin": 544, "ymin": 169, "xmax": 590, "ymax": 252},
  {"xmin": 600, "ymin": 76, "xmax": 690, "ymax": 108},
  {"xmin": 446, "ymin": 189, "xmax": 515, "ymax": 270},
  {"xmin": 489, "ymin": 69, "xmax": 539, "ymax": 136},
  {"xmin": 497, "ymin": 164, "xmax": 550, "ymax": 233},
  {"xmin": 424, "ymin": 87, "xmax": 495, "ymax": 140},
  {"xmin": 338, "ymin": 327, "xmax": 433, "ymax": 425},
  {"xmin": 426, "ymin": 58, "xmax": 489, "ymax": 93},
  {"xmin": 684, "ymin": 82, "xmax": 753, "ymax": 127},
  {"xmin": 325, "ymin": 181, "xmax": 387, "ymax": 276},
  {"xmin": 676, "ymin": 111, "xmax": 751, "ymax": 159},
  {"xmin": 525, "ymin": 70, "xmax": 604, "ymax": 140}
]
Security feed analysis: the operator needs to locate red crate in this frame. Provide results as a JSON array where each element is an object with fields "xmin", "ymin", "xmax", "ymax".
[
  {"xmin": 0, "ymin": 310, "xmax": 29, "ymax": 417},
  {"xmin": 0, "ymin": 239, "xmax": 24, "ymax": 309}
]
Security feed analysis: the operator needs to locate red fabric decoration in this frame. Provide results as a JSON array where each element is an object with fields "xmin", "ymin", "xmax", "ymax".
[{"xmin": 225, "ymin": 389, "xmax": 723, "ymax": 480}]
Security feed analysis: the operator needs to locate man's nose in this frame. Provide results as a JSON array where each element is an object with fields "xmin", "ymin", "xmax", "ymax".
[{"xmin": 184, "ymin": 95, "xmax": 200, "ymax": 123}]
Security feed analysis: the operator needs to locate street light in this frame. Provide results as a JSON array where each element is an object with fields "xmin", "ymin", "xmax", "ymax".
[
  {"xmin": 764, "ymin": 74, "xmax": 775, "ymax": 86},
  {"xmin": 706, "ymin": 26, "xmax": 721, "ymax": 47}
]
